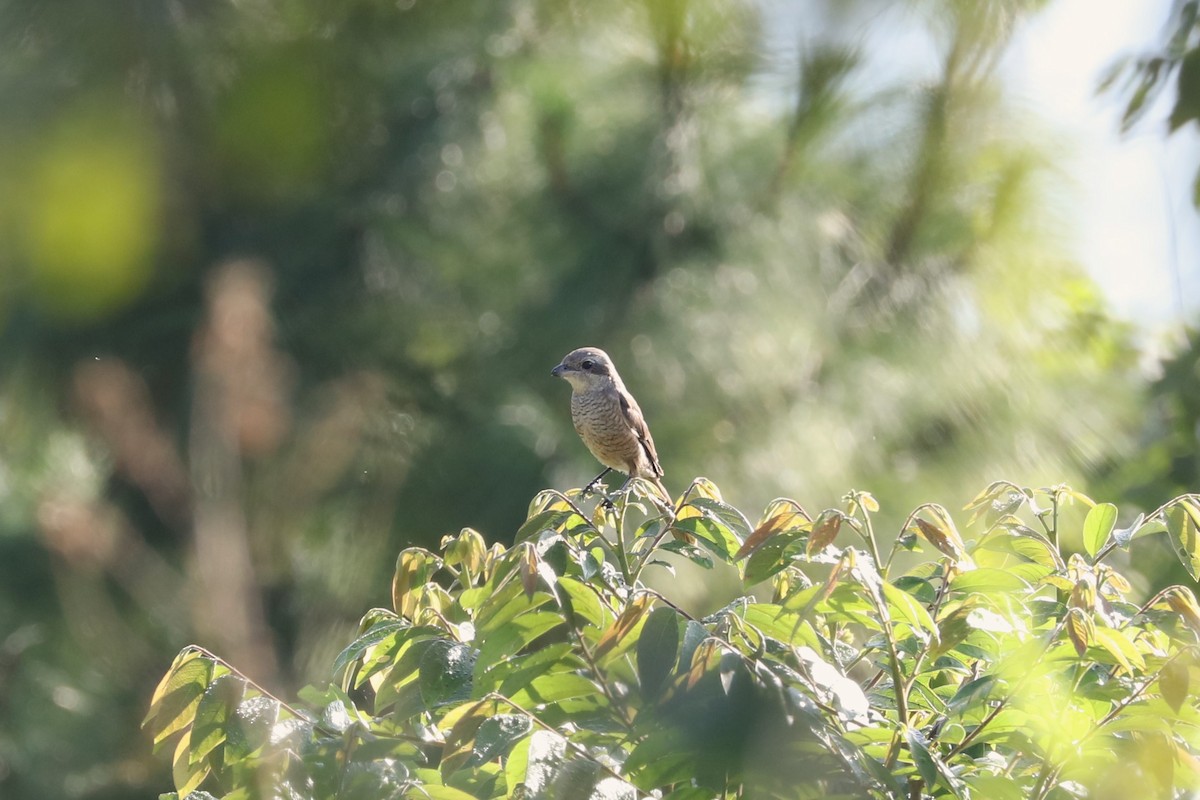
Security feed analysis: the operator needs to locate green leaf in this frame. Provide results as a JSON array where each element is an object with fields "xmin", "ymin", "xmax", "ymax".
[
  {"xmin": 404, "ymin": 785, "xmax": 479, "ymax": 800},
  {"xmin": 419, "ymin": 641, "xmax": 477, "ymax": 710},
  {"xmin": 1168, "ymin": 501, "xmax": 1200, "ymax": 581},
  {"xmin": 504, "ymin": 733, "xmax": 533, "ymax": 797},
  {"xmin": 882, "ymin": 580, "xmax": 938, "ymax": 645},
  {"xmin": 225, "ymin": 695, "xmax": 279, "ymax": 760},
  {"xmin": 474, "ymin": 611, "xmax": 564, "ymax": 672},
  {"xmin": 188, "ymin": 673, "xmax": 246, "ymax": 766},
  {"xmin": 637, "ymin": 606, "xmax": 680, "ymax": 701},
  {"xmin": 906, "ymin": 726, "xmax": 938, "ymax": 791},
  {"xmin": 144, "ymin": 650, "xmax": 215, "ymax": 747},
  {"xmin": 1082, "ymin": 502, "xmax": 1118, "ymax": 558},
  {"xmin": 509, "ymin": 672, "xmax": 599, "ymax": 710},
  {"xmin": 441, "ymin": 699, "xmax": 531, "ymax": 777},
  {"xmin": 906, "ymin": 726, "xmax": 967, "ymax": 798},
  {"xmin": 521, "ymin": 730, "xmax": 568, "ymax": 797},
  {"xmin": 1171, "ymin": 48, "xmax": 1200, "ymax": 131},
  {"xmin": 624, "ymin": 730, "xmax": 698, "ymax": 790},
  {"xmin": 556, "ymin": 576, "xmax": 611, "ymax": 632},
  {"xmin": 950, "ymin": 568, "xmax": 1030, "ymax": 595},
  {"xmin": 1158, "ymin": 659, "xmax": 1190, "ymax": 714},
  {"xmin": 333, "ymin": 615, "xmax": 407, "ymax": 681},
  {"xmin": 947, "ymin": 674, "xmax": 999, "ymax": 716},
  {"xmin": 1092, "ymin": 626, "xmax": 1145, "ymax": 675},
  {"xmin": 677, "ymin": 619, "xmax": 707, "ymax": 672},
  {"xmin": 483, "ymin": 643, "xmax": 578, "ymax": 698},
  {"xmin": 171, "ymin": 733, "xmax": 209, "ymax": 797},
  {"xmin": 659, "ymin": 539, "xmax": 715, "ymax": 569},
  {"xmin": 472, "ymin": 714, "xmax": 533, "ymax": 765},
  {"xmin": 672, "ymin": 497, "xmax": 749, "ymax": 563}
]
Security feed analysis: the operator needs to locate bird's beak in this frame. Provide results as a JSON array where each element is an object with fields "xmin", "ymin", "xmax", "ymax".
[{"xmin": 551, "ymin": 363, "xmax": 566, "ymax": 378}]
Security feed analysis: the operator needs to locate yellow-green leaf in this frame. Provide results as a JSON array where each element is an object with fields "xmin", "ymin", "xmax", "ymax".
[
  {"xmin": 144, "ymin": 650, "xmax": 214, "ymax": 746},
  {"xmin": 1092, "ymin": 627, "xmax": 1145, "ymax": 675},
  {"xmin": 1168, "ymin": 503, "xmax": 1200, "ymax": 581},
  {"xmin": 1082, "ymin": 503, "xmax": 1118, "ymax": 559}
]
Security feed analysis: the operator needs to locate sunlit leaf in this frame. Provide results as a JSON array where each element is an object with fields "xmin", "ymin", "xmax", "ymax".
[
  {"xmin": 882, "ymin": 580, "xmax": 938, "ymax": 645},
  {"xmin": 144, "ymin": 650, "xmax": 214, "ymax": 747},
  {"xmin": 735, "ymin": 509, "xmax": 809, "ymax": 560},
  {"xmin": 188, "ymin": 673, "xmax": 246, "ymax": 767},
  {"xmin": 1092, "ymin": 626, "xmax": 1145, "ymax": 675},
  {"xmin": 950, "ymin": 568, "xmax": 1029, "ymax": 595},
  {"xmin": 1163, "ymin": 590, "xmax": 1200, "ymax": 641},
  {"xmin": 1160, "ymin": 658, "xmax": 1190, "ymax": 713},
  {"xmin": 1082, "ymin": 503, "xmax": 1118, "ymax": 559},
  {"xmin": 807, "ymin": 511, "xmax": 843, "ymax": 557},
  {"xmin": 1168, "ymin": 503, "xmax": 1200, "ymax": 581},
  {"xmin": 225, "ymin": 695, "xmax": 279, "ymax": 760},
  {"xmin": 520, "ymin": 729, "xmax": 568, "ymax": 797},
  {"xmin": 172, "ymin": 731, "xmax": 208, "ymax": 797},
  {"xmin": 594, "ymin": 594, "xmax": 653, "ymax": 661},
  {"xmin": 912, "ymin": 514, "xmax": 972, "ymax": 567},
  {"xmin": 947, "ymin": 674, "xmax": 999, "ymax": 715},
  {"xmin": 392, "ymin": 548, "xmax": 440, "ymax": 620},
  {"xmin": 1064, "ymin": 608, "xmax": 1094, "ymax": 657},
  {"xmin": 419, "ymin": 640, "xmax": 477, "ymax": 709}
]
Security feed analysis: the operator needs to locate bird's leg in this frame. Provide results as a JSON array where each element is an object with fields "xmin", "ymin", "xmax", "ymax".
[{"xmin": 582, "ymin": 467, "xmax": 613, "ymax": 497}]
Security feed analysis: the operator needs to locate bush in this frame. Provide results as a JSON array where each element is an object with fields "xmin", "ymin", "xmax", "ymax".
[{"xmin": 145, "ymin": 479, "xmax": 1200, "ymax": 799}]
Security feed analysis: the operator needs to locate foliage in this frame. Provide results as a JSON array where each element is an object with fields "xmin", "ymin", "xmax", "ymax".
[
  {"xmin": 1104, "ymin": 0, "xmax": 1200, "ymax": 202},
  {"xmin": 148, "ymin": 480, "xmax": 1200, "ymax": 799},
  {"xmin": 0, "ymin": 1, "xmax": 1150, "ymax": 797}
]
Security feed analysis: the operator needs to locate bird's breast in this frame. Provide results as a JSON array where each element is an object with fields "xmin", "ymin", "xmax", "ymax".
[{"xmin": 570, "ymin": 390, "xmax": 640, "ymax": 472}]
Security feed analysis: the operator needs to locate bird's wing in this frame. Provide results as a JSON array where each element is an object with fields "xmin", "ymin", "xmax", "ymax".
[{"xmin": 619, "ymin": 390, "xmax": 664, "ymax": 477}]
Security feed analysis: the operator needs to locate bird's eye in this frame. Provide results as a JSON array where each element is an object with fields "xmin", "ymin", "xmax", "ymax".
[{"xmin": 580, "ymin": 359, "xmax": 594, "ymax": 370}]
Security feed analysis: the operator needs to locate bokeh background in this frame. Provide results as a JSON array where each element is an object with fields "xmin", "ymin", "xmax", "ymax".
[{"xmin": 2, "ymin": 0, "xmax": 1199, "ymax": 796}]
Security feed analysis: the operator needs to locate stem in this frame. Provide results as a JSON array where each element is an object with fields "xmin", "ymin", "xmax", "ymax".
[
  {"xmin": 630, "ymin": 478, "xmax": 707, "ymax": 583},
  {"xmin": 945, "ymin": 700, "xmax": 1007, "ymax": 759},
  {"xmin": 944, "ymin": 619, "xmax": 1067, "ymax": 759},
  {"xmin": 871, "ymin": 593, "xmax": 909, "ymax": 769},
  {"xmin": 565, "ymin": 615, "xmax": 635, "ymax": 732},
  {"xmin": 852, "ymin": 497, "xmax": 886, "ymax": 578},
  {"xmin": 899, "ymin": 571, "xmax": 951, "ymax": 697},
  {"xmin": 182, "ymin": 645, "xmax": 316, "ymax": 728},
  {"xmin": 614, "ymin": 515, "xmax": 633, "ymax": 586},
  {"xmin": 1050, "ymin": 487, "xmax": 1062, "ymax": 550},
  {"xmin": 1031, "ymin": 761, "xmax": 1060, "ymax": 800}
]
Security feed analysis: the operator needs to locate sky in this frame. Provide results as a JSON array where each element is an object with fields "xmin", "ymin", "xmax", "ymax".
[
  {"xmin": 1006, "ymin": 0, "xmax": 1200, "ymax": 334},
  {"xmin": 761, "ymin": 0, "xmax": 1199, "ymax": 337}
]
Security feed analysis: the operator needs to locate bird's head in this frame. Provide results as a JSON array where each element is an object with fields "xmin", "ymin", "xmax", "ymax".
[{"xmin": 551, "ymin": 347, "xmax": 617, "ymax": 391}]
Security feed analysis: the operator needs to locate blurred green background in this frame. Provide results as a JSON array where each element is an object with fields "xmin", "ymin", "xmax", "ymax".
[{"xmin": 1, "ymin": 0, "xmax": 1198, "ymax": 796}]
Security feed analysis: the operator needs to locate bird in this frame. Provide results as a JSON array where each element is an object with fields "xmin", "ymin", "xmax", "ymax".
[{"xmin": 550, "ymin": 347, "xmax": 673, "ymax": 508}]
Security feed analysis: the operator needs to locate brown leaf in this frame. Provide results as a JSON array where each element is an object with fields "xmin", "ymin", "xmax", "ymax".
[
  {"xmin": 392, "ymin": 548, "xmax": 438, "ymax": 619},
  {"xmin": 1064, "ymin": 607, "xmax": 1094, "ymax": 657},
  {"xmin": 913, "ymin": 517, "xmax": 968, "ymax": 563},
  {"xmin": 1069, "ymin": 575, "xmax": 1097, "ymax": 612},
  {"xmin": 518, "ymin": 543, "xmax": 540, "ymax": 600},
  {"xmin": 735, "ymin": 510, "xmax": 809, "ymax": 560},
  {"xmin": 594, "ymin": 593, "xmax": 653, "ymax": 661},
  {"xmin": 806, "ymin": 512, "xmax": 843, "ymax": 557}
]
